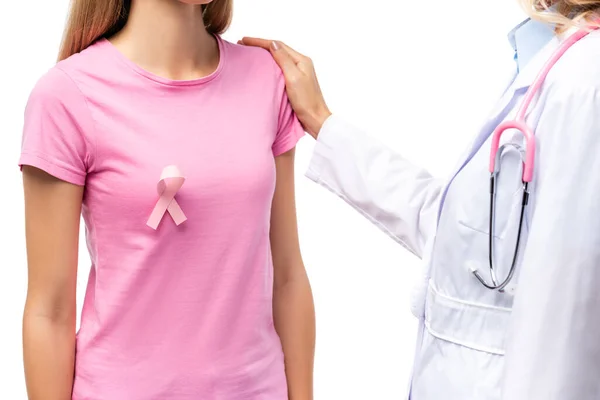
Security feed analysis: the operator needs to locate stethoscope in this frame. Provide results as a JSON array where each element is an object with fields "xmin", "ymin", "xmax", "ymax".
[{"xmin": 471, "ymin": 23, "xmax": 598, "ymax": 292}]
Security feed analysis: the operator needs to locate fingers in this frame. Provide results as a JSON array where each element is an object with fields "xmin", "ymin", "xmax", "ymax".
[
  {"xmin": 239, "ymin": 37, "xmax": 272, "ymax": 51},
  {"xmin": 271, "ymin": 45, "xmax": 300, "ymax": 77},
  {"xmin": 275, "ymin": 42, "xmax": 304, "ymax": 64},
  {"xmin": 240, "ymin": 37, "xmax": 307, "ymax": 65}
]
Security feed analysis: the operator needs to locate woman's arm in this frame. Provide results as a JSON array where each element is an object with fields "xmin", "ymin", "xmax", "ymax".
[
  {"xmin": 241, "ymin": 38, "xmax": 444, "ymax": 257},
  {"xmin": 270, "ymin": 149, "xmax": 315, "ymax": 400},
  {"xmin": 306, "ymin": 115, "xmax": 444, "ymax": 258},
  {"xmin": 22, "ymin": 166, "xmax": 82, "ymax": 400}
]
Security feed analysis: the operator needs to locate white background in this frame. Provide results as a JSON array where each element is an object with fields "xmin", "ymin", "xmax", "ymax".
[{"xmin": 0, "ymin": 1, "xmax": 526, "ymax": 399}]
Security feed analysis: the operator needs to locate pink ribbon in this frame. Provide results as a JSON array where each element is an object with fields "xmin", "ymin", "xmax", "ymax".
[{"xmin": 147, "ymin": 165, "xmax": 187, "ymax": 230}]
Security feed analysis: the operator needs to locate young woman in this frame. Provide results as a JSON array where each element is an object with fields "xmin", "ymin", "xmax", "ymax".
[
  {"xmin": 20, "ymin": 1, "xmax": 314, "ymax": 399},
  {"xmin": 242, "ymin": 1, "xmax": 600, "ymax": 399}
]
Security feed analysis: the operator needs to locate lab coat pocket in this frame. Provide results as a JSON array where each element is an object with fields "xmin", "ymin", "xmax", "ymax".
[
  {"xmin": 458, "ymin": 188, "xmax": 524, "ymax": 240},
  {"xmin": 457, "ymin": 147, "xmax": 524, "ymax": 240}
]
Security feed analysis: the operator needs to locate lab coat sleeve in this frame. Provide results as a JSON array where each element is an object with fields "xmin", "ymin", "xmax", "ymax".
[
  {"xmin": 502, "ymin": 85, "xmax": 600, "ymax": 399},
  {"xmin": 305, "ymin": 114, "xmax": 444, "ymax": 258}
]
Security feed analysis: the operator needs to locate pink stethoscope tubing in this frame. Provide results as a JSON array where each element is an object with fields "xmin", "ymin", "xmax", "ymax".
[{"xmin": 473, "ymin": 23, "xmax": 599, "ymax": 292}]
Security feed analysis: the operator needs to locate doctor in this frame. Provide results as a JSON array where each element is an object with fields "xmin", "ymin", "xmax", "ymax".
[{"xmin": 241, "ymin": 1, "xmax": 600, "ymax": 399}]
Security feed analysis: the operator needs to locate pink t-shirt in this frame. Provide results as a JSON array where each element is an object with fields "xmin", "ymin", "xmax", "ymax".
[{"xmin": 19, "ymin": 36, "xmax": 304, "ymax": 399}]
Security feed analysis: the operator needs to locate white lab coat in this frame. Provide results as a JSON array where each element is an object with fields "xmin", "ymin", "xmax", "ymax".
[{"xmin": 306, "ymin": 30, "xmax": 600, "ymax": 399}]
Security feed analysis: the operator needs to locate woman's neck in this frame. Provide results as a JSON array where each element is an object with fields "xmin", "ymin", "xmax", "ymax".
[{"xmin": 110, "ymin": 0, "xmax": 219, "ymax": 80}]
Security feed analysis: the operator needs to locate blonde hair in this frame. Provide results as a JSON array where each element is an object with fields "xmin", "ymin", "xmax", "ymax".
[
  {"xmin": 521, "ymin": 1, "xmax": 600, "ymax": 32},
  {"xmin": 58, "ymin": 0, "xmax": 233, "ymax": 61}
]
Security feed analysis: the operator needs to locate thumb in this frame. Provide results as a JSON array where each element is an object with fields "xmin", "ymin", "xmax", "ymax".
[{"xmin": 270, "ymin": 41, "xmax": 299, "ymax": 77}]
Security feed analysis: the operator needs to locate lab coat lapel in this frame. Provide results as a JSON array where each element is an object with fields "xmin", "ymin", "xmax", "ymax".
[
  {"xmin": 435, "ymin": 36, "xmax": 560, "ymax": 224},
  {"xmin": 468, "ymin": 36, "xmax": 558, "ymax": 165},
  {"xmin": 434, "ymin": 90, "xmax": 519, "ymax": 224}
]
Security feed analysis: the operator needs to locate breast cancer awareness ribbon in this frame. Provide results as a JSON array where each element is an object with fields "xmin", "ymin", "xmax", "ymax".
[{"xmin": 147, "ymin": 165, "xmax": 187, "ymax": 230}]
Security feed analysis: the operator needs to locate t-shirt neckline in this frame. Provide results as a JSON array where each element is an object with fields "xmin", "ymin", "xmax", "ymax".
[{"xmin": 97, "ymin": 35, "xmax": 225, "ymax": 87}]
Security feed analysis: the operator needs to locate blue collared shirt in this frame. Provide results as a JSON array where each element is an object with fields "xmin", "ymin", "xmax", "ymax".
[{"xmin": 508, "ymin": 18, "xmax": 555, "ymax": 72}]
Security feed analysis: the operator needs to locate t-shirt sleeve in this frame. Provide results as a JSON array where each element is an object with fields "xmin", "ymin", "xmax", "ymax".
[
  {"xmin": 19, "ymin": 67, "xmax": 95, "ymax": 186},
  {"xmin": 272, "ymin": 72, "xmax": 305, "ymax": 157}
]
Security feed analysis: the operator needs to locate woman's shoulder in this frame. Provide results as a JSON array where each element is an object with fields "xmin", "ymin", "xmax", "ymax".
[
  {"xmin": 27, "ymin": 64, "xmax": 84, "ymax": 113},
  {"xmin": 220, "ymin": 37, "xmax": 283, "ymax": 81},
  {"xmin": 31, "ymin": 39, "xmax": 110, "ymax": 101}
]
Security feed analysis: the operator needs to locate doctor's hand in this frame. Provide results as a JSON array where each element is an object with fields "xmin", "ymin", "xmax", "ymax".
[{"xmin": 239, "ymin": 37, "xmax": 331, "ymax": 138}]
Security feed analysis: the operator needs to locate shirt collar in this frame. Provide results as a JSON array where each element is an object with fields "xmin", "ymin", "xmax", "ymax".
[{"xmin": 508, "ymin": 18, "xmax": 555, "ymax": 72}]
